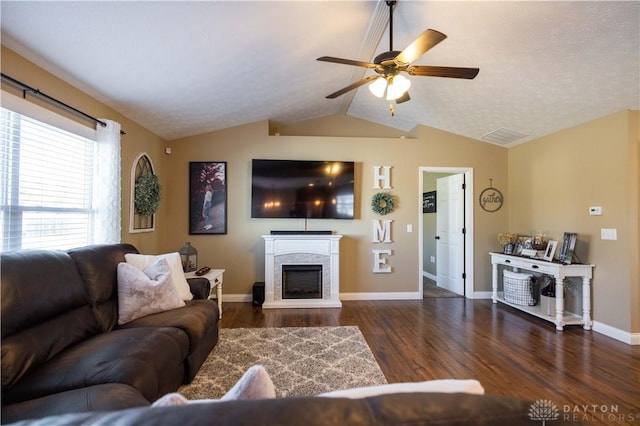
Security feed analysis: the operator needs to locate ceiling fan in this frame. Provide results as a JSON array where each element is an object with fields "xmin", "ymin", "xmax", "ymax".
[{"xmin": 317, "ymin": 0, "xmax": 479, "ymax": 104}]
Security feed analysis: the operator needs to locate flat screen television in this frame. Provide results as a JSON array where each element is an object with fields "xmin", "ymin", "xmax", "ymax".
[{"xmin": 251, "ymin": 159, "xmax": 355, "ymax": 219}]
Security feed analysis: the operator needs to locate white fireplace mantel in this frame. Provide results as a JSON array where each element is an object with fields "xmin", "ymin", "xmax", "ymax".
[{"xmin": 262, "ymin": 234, "xmax": 342, "ymax": 309}]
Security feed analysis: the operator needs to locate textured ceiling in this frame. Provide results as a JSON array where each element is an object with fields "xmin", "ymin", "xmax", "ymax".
[{"xmin": 1, "ymin": 1, "xmax": 638, "ymax": 146}]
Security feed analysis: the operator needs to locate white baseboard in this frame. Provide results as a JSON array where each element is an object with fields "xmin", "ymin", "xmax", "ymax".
[
  {"xmin": 225, "ymin": 292, "xmax": 423, "ymax": 302},
  {"xmin": 592, "ymin": 321, "xmax": 640, "ymax": 345},
  {"xmin": 422, "ymin": 271, "xmax": 437, "ymax": 281},
  {"xmin": 341, "ymin": 292, "xmax": 422, "ymax": 300},
  {"xmin": 471, "ymin": 291, "xmax": 493, "ymax": 299},
  {"xmin": 223, "ymin": 294, "xmax": 252, "ymax": 302}
]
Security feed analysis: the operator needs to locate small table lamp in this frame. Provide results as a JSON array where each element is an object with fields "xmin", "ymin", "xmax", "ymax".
[{"xmin": 179, "ymin": 242, "xmax": 198, "ymax": 272}]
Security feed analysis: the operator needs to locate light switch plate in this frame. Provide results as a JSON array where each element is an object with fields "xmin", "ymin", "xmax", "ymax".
[{"xmin": 601, "ymin": 228, "xmax": 617, "ymax": 240}]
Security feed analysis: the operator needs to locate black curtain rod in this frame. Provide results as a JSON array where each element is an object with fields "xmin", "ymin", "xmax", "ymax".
[{"xmin": 1, "ymin": 72, "xmax": 126, "ymax": 135}]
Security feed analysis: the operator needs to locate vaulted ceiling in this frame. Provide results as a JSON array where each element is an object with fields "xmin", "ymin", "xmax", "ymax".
[{"xmin": 1, "ymin": 1, "xmax": 638, "ymax": 146}]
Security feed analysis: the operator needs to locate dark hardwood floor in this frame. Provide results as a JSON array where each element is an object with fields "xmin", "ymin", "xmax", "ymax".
[{"xmin": 220, "ymin": 299, "xmax": 640, "ymax": 425}]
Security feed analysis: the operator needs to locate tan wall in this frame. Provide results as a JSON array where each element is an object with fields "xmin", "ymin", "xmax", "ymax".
[
  {"xmin": 7, "ymin": 45, "xmax": 635, "ymax": 336},
  {"xmin": 630, "ymin": 112, "xmax": 640, "ymax": 333},
  {"xmin": 508, "ymin": 110, "xmax": 640, "ymax": 333},
  {"xmin": 1, "ymin": 46, "xmax": 167, "ymax": 254},
  {"xmin": 1, "ymin": 46, "xmax": 508, "ymax": 298},
  {"xmin": 163, "ymin": 121, "xmax": 508, "ymax": 298}
]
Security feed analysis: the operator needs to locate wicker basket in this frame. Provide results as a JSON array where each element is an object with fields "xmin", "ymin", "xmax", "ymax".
[{"xmin": 503, "ymin": 270, "xmax": 538, "ymax": 306}]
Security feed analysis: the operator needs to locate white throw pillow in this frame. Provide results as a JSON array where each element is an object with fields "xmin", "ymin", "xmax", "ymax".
[
  {"xmin": 151, "ymin": 365, "xmax": 276, "ymax": 407},
  {"xmin": 117, "ymin": 258, "xmax": 185, "ymax": 325},
  {"xmin": 317, "ymin": 379, "xmax": 484, "ymax": 399},
  {"xmin": 125, "ymin": 252, "xmax": 193, "ymax": 301}
]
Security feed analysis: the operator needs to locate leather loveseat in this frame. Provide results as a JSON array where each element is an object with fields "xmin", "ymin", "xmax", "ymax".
[{"xmin": 1, "ymin": 243, "xmax": 220, "ymax": 424}]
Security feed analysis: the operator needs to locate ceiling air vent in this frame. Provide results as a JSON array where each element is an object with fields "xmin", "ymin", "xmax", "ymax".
[{"xmin": 481, "ymin": 128, "xmax": 528, "ymax": 145}]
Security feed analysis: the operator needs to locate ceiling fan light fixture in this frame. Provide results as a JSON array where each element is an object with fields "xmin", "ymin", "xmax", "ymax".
[
  {"xmin": 368, "ymin": 77, "xmax": 387, "ymax": 98},
  {"xmin": 385, "ymin": 74, "xmax": 411, "ymax": 100},
  {"xmin": 319, "ymin": 1, "xmax": 478, "ymax": 104}
]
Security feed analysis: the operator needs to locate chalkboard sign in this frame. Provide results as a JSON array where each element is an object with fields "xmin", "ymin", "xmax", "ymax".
[{"xmin": 423, "ymin": 191, "xmax": 436, "ymax": 213}]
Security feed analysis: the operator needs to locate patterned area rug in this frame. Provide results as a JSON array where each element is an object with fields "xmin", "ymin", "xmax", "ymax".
[{"xmin": 178, "ymin": 326, "xmax": 387, "ymax": 399}]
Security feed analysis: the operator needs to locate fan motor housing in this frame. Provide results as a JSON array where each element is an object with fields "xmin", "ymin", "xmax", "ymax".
[{"xmin": 374, "ymin": 50, "xmax": 401, "ymax": 65}]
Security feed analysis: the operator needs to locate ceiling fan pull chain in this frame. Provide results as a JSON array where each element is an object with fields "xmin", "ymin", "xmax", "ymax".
[{"xmin": 389, "ymin": 103, "xmax": 395, "ymax": 116}]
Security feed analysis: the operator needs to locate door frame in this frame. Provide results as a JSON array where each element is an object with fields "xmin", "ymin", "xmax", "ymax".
[{"xmin": 418, "ymin": 167, "xmax": 474, "ymax": 298}]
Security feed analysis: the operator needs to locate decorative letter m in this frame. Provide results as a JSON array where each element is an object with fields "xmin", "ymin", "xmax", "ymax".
[{"xmin": 372, "ymin": 219, "xmax": 393, "ymax": 243}]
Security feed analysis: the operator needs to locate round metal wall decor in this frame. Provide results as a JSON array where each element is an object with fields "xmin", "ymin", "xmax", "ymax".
[{"xmin": 479, "ymin": 181, "xmax": 503, "ymax": 212}]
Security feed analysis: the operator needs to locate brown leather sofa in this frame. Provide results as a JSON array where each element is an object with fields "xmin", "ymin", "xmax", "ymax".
[
  {"xmin": 3, "ymin": 392, "xmax": 580, "ymax": 426},
  {"xmin": 1, "ymin": 243, "xmax": 220, "ymax": 424}
]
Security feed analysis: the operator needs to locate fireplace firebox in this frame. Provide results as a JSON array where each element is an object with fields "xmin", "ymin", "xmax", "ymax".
[{"xmin": 282, "ymin": 264, "xmax": 322, "ymax": 299}]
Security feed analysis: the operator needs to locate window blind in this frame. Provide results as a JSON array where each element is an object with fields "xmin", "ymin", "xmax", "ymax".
[{"xmin": 1, "ymin": 107, "xmax": 97, "ymax": 251}]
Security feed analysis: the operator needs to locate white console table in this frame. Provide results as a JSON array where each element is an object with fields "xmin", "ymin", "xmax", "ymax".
[{"xmin": 490, "ymin": 253, "xmax": 594, "ymax": 331}]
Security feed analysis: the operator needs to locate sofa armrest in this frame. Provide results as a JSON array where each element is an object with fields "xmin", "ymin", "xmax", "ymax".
[
  {"xmin": 0, "ymin": 384, "xmax": 149, "ymax": 424},
  {"xmin": 187, "ymin": 277, "xmax": 210, "ymax": 299}
]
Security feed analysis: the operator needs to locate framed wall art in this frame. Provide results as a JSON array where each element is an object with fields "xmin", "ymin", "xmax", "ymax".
[
  {"xmin": 422, "ymin": 191, "xmax": 436, "ymax": 213},
  {"xmin": 189, "ymin": 162, "xmax": 227, "ymax": 235}
]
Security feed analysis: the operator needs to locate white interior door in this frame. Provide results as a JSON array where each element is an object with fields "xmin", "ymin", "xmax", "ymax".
[{"xmin": 436, "ymin": 174, "xmax": 465, "ymax": 295}]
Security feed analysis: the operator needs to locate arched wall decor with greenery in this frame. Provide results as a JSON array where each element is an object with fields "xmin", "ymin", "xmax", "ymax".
[{"xmin": 129, "ymin": 153, "xmax": 157, "ymax": 233}]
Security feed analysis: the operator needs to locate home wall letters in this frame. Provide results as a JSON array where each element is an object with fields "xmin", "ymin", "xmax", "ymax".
[{"xmin": 372, "ymin": 166, "xmax": 393, "ymax": 274}]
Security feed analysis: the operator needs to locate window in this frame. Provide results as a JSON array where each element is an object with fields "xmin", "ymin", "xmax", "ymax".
[{"xmin": 1, "ymin": 103, "xmax": 119, "ymax": 252}]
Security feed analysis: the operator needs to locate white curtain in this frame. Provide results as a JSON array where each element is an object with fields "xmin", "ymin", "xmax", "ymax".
[{"xmin": 95, "ymin": 119, "xmax": 121, "ymax": 243}]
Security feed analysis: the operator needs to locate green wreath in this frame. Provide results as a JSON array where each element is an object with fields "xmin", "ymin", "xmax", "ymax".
[
  {"xmin": 371, "ymin": 192, "xmax": 395, "ymax": 215},
  {"xmin": 134, "ymin": 174, "xmax": 161, "ymax": 216}
]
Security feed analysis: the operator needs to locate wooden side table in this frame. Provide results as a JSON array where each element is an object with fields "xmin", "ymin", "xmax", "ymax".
[{"xmin": 185, "ymin": 269, "xmax": 224, "ymax": 319}]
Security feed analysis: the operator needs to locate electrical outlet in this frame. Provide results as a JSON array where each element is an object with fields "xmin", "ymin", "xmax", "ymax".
[
  {"xmin": 430, "ymin": 256, "xmax": 436, "ymax": 263},
  {"xmin": 406, "ymin": 224, "xmax": 413, "ymax": 232}
]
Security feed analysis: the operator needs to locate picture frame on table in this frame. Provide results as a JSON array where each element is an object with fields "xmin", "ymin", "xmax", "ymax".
[
  {"xmin": 189, "ymin": 162, "xmax": 227, "ymax": 235},
  {"xmin": 559, "ymin": 232, "xmax": 577, "ymax": 264},
  {"xmin": 513, "ymin": 242, "xmax": 524, "ymax": 256},
  {"xmin": 518, "ymin": 236, "xmax": 537, "ymax": 257},
  {"xmin": 543, "ymin": 240, "xmax": 558, "ymax": 261}
]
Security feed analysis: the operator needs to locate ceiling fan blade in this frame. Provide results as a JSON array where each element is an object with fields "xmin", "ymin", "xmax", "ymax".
[
  {"xmin": 395, "ymin": 91, "xmax": 411, "ymax": 104},
  {"xmin": 317, "ymin": 56, "xmax": 378, "ymax": 69},
  {"xmin": 407, "ymin": 65, "xmax": 480, "ymax": 79},
  {"xmin": 325, "ymin": 75, "xmax": 379, "ymax": 99},
  {"xmin": 394, "ymin": 29, "xmax": 447, "ymax": 66}
]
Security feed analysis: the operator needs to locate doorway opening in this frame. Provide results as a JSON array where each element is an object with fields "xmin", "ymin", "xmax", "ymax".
[{"xmin": 418, "ymin": 167, "xmax": 474, "ymax": 298}]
